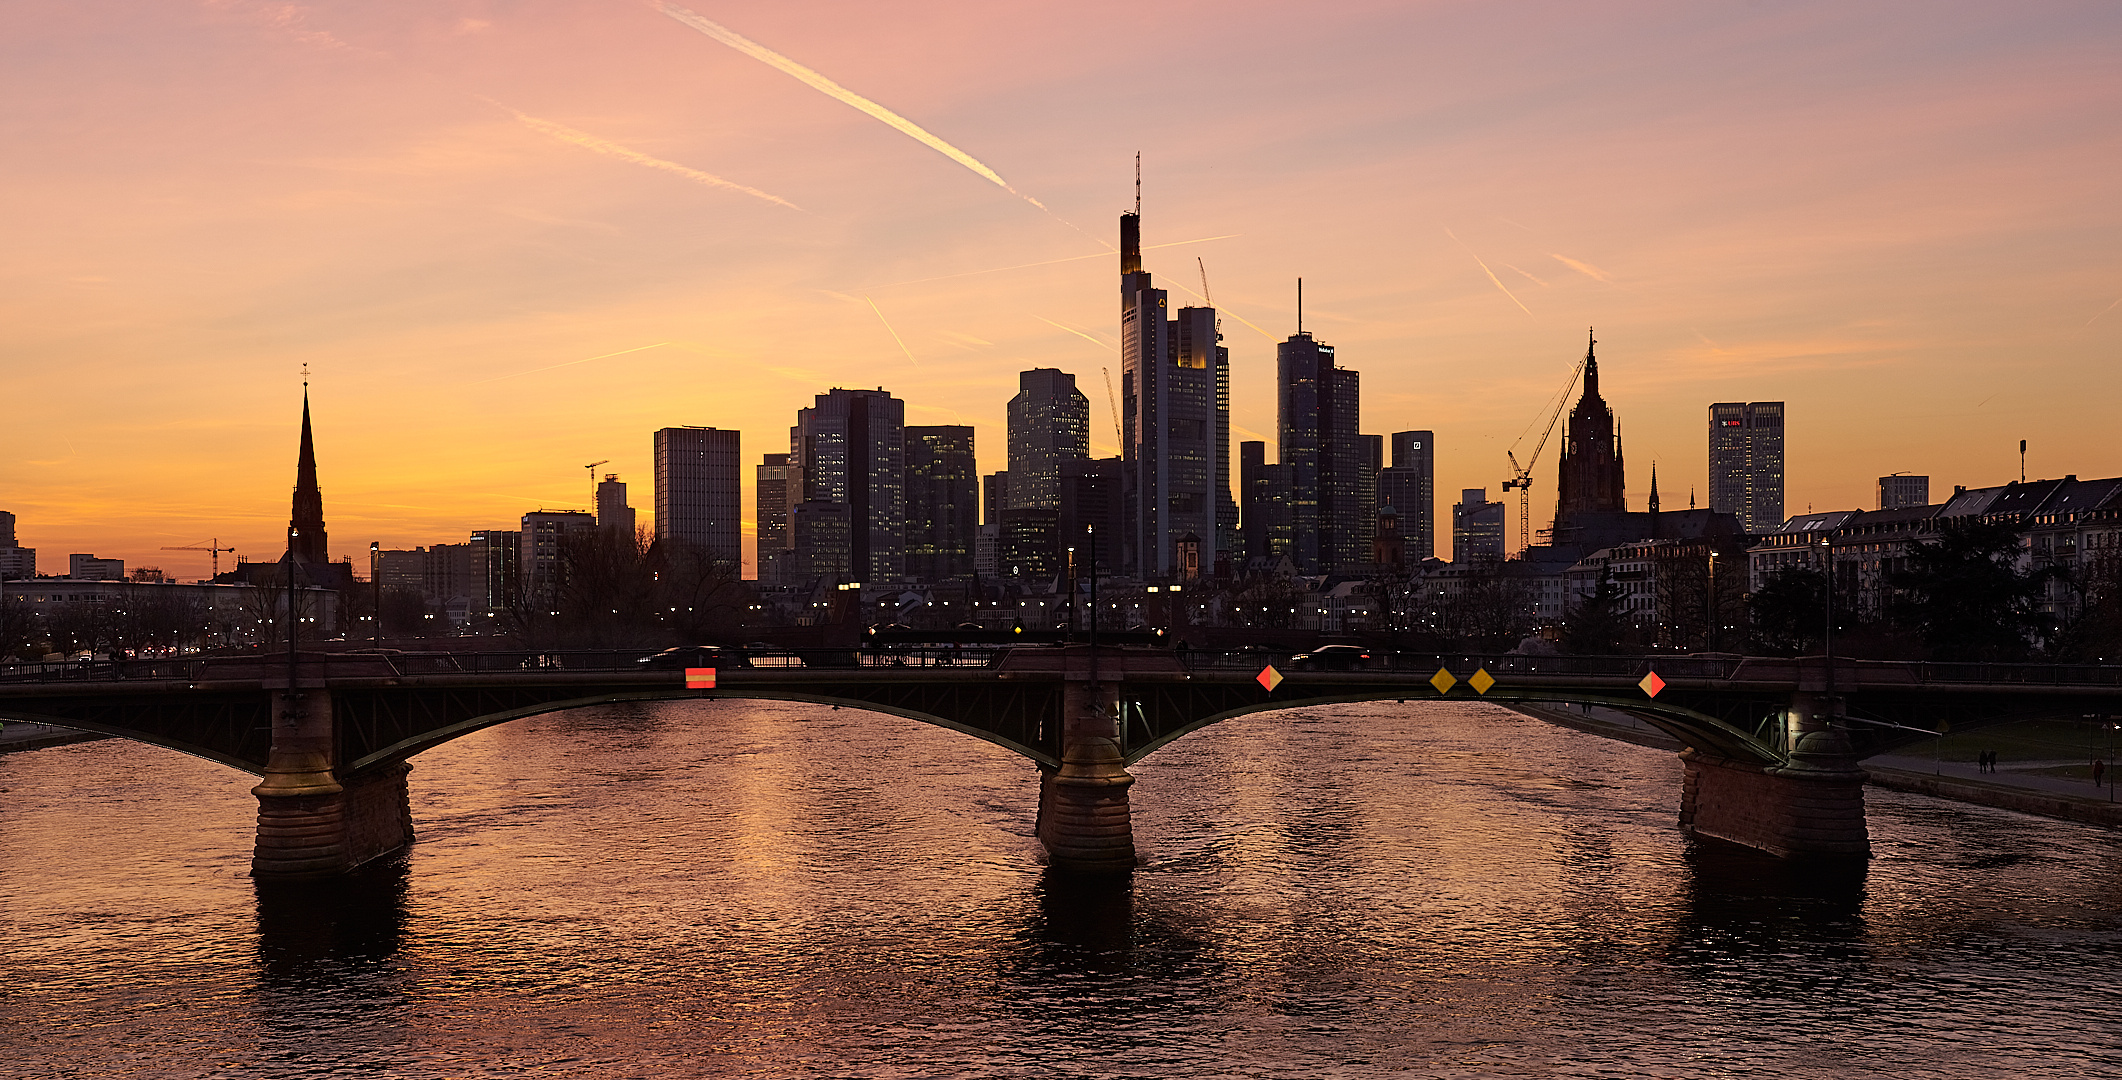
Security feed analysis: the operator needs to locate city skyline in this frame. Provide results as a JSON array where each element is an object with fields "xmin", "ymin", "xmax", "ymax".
[{"xmin": 6, "ymin": 2, "xmax": 2120, "ymax": 578}]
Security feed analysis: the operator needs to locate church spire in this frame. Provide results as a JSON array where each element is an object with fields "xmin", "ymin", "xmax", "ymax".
[
  {"xmin": 289, "ymin": 375, "xmax": 328, "ymax": 564},
  {"xmin": 1583, "ymin": 327, "xmax": 1600, "ymax": 401},
  {"xmin": 1648, "ymin": 462, "xmax": 1661, "ymax": 513}
]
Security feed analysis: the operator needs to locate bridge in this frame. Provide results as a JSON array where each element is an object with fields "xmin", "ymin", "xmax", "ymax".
[{"xmin": 3, "ymin": 646, "xmax": 2117, "ymax": 878}]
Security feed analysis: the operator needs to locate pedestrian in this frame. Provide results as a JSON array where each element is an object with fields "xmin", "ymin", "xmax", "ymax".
[{"xmin": 2095, "ymin": 757, "xmax": 2107, "ymax": 787}]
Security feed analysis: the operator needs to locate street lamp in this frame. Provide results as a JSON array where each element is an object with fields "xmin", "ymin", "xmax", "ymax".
[
  {"xmin": 1820, "ymin": 534, "xmax": 1835, "ymax": 712},
  {"xmin": 370, "ymin": 541, "xmax": 381, "ymax": 649}
]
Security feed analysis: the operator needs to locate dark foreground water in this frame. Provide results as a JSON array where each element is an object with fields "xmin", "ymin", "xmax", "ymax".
[{"xmin": 3, "ymin": 700, "xmax": 2119, "ymax": 1078}]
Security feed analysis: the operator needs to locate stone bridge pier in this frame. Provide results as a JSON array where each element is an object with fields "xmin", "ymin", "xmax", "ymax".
[
  {"xmin": 252, "ymin": 686, "xmax": 414, "ymax": 880},
  {"xmin": 1032, "ymin": 650, "xmax": 1141, "ymax": 873},
  {"xmin": 1678, "ymin": 691, "xmax": 1869, "ymax": 859}
]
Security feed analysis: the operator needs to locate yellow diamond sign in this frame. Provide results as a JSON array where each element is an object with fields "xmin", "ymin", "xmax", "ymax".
[
  {"xmin": 1430, "ymin": 667, "xmax": 1458, "ymax": 694},
  {"xmin": 1257, "ymin": 665, "xmax": 1284, "ymax": 691},
  {"xmin": 1469, "ymin": 668, "xmax": 1495, "ymax": 695}
]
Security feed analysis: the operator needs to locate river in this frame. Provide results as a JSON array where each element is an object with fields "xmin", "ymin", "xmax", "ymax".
[{"xmin": 3, "ymin": 700, "xmax": 2118, "ymax": 1077}]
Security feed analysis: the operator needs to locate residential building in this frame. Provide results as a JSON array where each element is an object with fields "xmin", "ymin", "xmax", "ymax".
[
  {"xmin": 519, "ymin": 510, "xmax": 595, "ymax": 611},
  {"xmin": 68, "ymin": 554, "xmax": 125, "ymax": 581}
]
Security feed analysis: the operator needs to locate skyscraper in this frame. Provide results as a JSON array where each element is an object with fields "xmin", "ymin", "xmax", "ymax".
[
  {"xmin": 1555, "ymin": 333, "xmax": 1627, "ymax": 526},
  {"xmin": 1378, "ymin": 430, "xmax": 1436, "ymax": 560},
  {"xmin": 1118, "ymin": 201, "xmax": 1236, "ymax": 577},
  {"xmin": 1878, "ymin": 474, "xmax": 1930, "ymax": 510},
  {"xmin": 1708, "ymin": 401, "xmax": 1786, "ymax": 533},
  {"xmin": 1277, "ymin": 322, "xmax": 1368, "ymax": 573},
  {"xmin": 905, "ymin": 425, "xmax": 977, "ymax": 581},
  {"xmin": 791, "ymin": 388, "xmax": 905, "ymax": 584},
  {"xmin": 595, "ymin": 474, "xmax": 635, "ymax": 539},
  {"xmin": 756, "ymin": 453, "xmax": 791, "ymax": 582},
  {"xmin": 653, "ymin": 427, "xmax": 742, "ymax": 565},
  {"xmin": 1240, "ymin": 440, "xmax": 1294, "ymax": 561},
  {"xmin": 1006, "ymin": 369, "xmax": 1089, "ymax": 511}
]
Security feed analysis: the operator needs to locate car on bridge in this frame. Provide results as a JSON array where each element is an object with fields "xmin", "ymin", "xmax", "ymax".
[
  {"xmin": 636, "ymin": 645, "xmax": 751, "ymax": 670},
  {"xmin": 1289, "ymin": 645, "xmax": 1373, "ymax": 671}
]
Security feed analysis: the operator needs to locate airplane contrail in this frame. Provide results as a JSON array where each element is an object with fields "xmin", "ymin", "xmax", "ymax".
[
  {"xmin": 1550, "ymin": 253, "xmax": 1614, "ymax": 283},
  {"xmin": 866, "ymin": 296, "xmax": 920, "ymax": 365},
  {"xmin": 1446, "ymin": 227, "xmax": 1532, "ymax": 316},
  {"xmin": 2087, "ymin": 294, "xmax": 2122, "ymax": 325},
  {"xmin": 866, "ymin": 235, "xmax": 1239, "ymax": 290},
  {"xmin": 657, "ymin": 3, "xmax": 1043, "ymax": 210},
  {"xmin": 494, "ymin": 101, "xmax": 800, "ymax": 210},
  {"xmin": 1035, "ymin": 315, "xmax": 1110, "ymax": 350},
  {"xmin": 475, "ymin": 342, "xmax": 675, "ymax": 384}
]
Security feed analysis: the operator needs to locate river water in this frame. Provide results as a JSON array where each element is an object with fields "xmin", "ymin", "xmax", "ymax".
[{"xmin": 2, "ymin": 700, "xmax": 2119, "ymax": 1078}]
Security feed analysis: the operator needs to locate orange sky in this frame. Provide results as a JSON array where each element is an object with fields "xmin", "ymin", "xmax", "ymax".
[{"xmin": 4, "ymin": 1, "xmax": 2119, "ymax": 577}]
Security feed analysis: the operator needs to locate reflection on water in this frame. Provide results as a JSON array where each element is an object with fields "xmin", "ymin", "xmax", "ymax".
[{"xmin": 3, "ymin": 699, "xmax": 2120, "ymax": 1077}]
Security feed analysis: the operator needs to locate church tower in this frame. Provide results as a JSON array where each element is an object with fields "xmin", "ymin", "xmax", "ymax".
[
  {"xmin": 289, "ymin": 384, "xmax": 328, "ymax": 564},
  {"xmin": 1554, "ymin": 330, "xmax": 1627, "ymax": 523}
]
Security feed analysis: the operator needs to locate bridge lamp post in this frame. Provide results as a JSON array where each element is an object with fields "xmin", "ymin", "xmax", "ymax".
[
  {"xmin": 1820, "ymin": 535, "xmax": 1835, "ymax": 714},
  {"xmin": 1707, "ymin": 550, "xmax": 1718, "ymax": 653},
  {"xmin": 370, "ymin": 541, "xmax": 380, "ymax": 649}
]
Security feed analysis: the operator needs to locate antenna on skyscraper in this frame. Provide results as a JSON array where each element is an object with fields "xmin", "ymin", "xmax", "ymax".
[
  {"xmin": 1297, "ymin": 278, "xmax": 1303, "ymax": 333},
  {"xmin": 1134, "ymin": 152, "xmax": 1141, "ymax": 216}
]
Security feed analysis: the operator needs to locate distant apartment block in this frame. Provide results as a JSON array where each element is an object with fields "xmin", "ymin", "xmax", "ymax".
[
  {"xmin": 1452, "ymin": 489, "xmax": 1507, "ymax": 563},
  {"xmin": 1878, "ymin": 474, "xmax": 1930, "ymax": 510}
]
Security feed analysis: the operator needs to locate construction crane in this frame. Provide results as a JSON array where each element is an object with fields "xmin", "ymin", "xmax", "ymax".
[
  {"xmin": 1501, "ymin": 343, "xmax": 1590, "ymax": 554},
  {"xmin": 584, "ymin": 460, "xmax": 609, "ymax": 513},
  {"xmin": 1197, "ymin": 258, "xmax": 1212, "ymax": 306},
  {"xmin": 162, "ymin": 539, "xmax": 235, "ymax": 578},
  {"xmin": 1101, "ymin": 366, "xmax": 1124, "ymax": 448}
]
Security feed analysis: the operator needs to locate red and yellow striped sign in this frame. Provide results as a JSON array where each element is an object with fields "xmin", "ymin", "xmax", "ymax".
[{"xmin": 686, "ymin": 667, "xmax": 717, "ymax": 690}]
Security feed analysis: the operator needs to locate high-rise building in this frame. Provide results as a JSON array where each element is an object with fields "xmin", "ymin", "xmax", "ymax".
[
  {"xmin": 1058, "ymin": 456, "xmax": 1122, "ymax": 571},
  {"xmin": 983, "ymin": 471, "xmax": 1010, "ymax": 525},
  {"xmin": 1118, "ymin": 202, "xmax": 1236, "ymax": 577},
  {"xmin": 1708, "ymin": 401, "xmax": 1786, "ymax": 533},
  {"xmin": 1240, "ymin": 440, "xmax": 1295, "ymax": 561},
  {"xmin": 467, "ymin": 529, "xmax": 518, "ymax": 620},
  {"xmin": 756, "ymin": 453, "xmax": 791, "ymax": 583},
  {"xmin": 653, "ymin": 427, "xmax": 742, "ymax": 565},
  {"xmin": 1879, "ymin": 474, "xmax": 1930, "ymax": 511},
  {"xmin": 519, "ymin": 510, "xmax": 595, "ymax": 610},
  {"xmin": 68, "ymin": 554, "xmax": 125, "ymax": 581},
  {"xmin": 1006, "ymin": 369, "xmax": 1089, "ymax": 511},
  {"xmin": 1277, "ymin": 325, "xmax": 1368, "ymax": 573},
  {"xmin": 906, "ymin": 425, "xmax": 977, "ymax": 581},
  {"xmin": 791, "ymin": 388, "xmax": 905, "ymax": 584},
  {"xmin": 0, "ymin": 510, "xmax": 31, "ymax": 580},
  {"xmin": 1452, "ymin": 489, "xmax": 1507, "ymax": 563},
  {"xmin": 595, "ymin": 474, "xmax": 636, "ymax": 539},
  {"xmin": 1379, "ymin": 430, "xmax": 1436, "ymax": 560},
  {"xmin": 1555, "ymin": 333, "xmax": 1627, "ymax": 526}
]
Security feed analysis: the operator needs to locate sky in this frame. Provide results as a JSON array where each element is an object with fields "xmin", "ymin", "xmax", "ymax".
[{"xmin": 3, "ymin": 0, "xmax": 2119, "ymax": 578}]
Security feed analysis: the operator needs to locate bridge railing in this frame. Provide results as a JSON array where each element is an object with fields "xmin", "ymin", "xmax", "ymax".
[{"xmin": 0, "ymin": 644, "xmax": 1019, "ymax": 684}]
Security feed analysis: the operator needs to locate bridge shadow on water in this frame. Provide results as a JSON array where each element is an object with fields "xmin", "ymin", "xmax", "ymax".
[
  {"xmin": 1672, "ymin": 838, "xmax": 1873, "ymax": 993},
  {"xmin": 252, "ymin": 854, "xmax": 413, "ymax": 980}
]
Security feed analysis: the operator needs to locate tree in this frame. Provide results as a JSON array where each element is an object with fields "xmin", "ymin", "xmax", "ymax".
[
  {"xmin": 1889, "ymin": 519, "xmax": 2050, "ymax": 661},
  {"xmin": 1563, "ymin": 569, "xmax": 1629, "ymax": 655},
  {"xmin": 2050, "ymin": 538, "xmax": 2122, "ymax": 662},
  {"xmin": 1747, "ymin": 566, "xmax": 1827, "ymax": 656}
]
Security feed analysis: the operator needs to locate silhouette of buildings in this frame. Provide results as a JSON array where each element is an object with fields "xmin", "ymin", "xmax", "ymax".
[
  {"xmin": 756, "ymin": 453, "xmax": 791, "ymax": 583},
  {"xmin": 1453, "ymin": 488, "xmax": 1507, "ymax": 562},
  {"xmin": 595, "ymin": 474, "xmax": 635, "ymax": 539},
  {"xmin": 1277, "ymin": 317, "xmax": 1369, "ymax": 573},
  {"xmin": 1554, "ymin": 333, "xmax": 1627, "ymax": 526},
  {"xmin": 906, "ymin": 425, "xmax": 977, "ymax": 581},
  {"xmin": 1878, "ymin": 474, "xmax": 1929, "ymax": 510},
  {"xmin": 1378, "ymin": 430, "xmax": 1436, "ymax": 561},
  {"xmin": 1006, "ymin": 368, "xmax": 1089, "ymax": 511},
  {"xmin": 0, "ymin": 512, "xmax": 30, "ymax": 579},
  {"xmin": 790, "ymin": 388, "xmax": 904, "ymax": 583},
  {"xmin": 653, "ymin": 427, "xmax": 741, "ymax": 566},
  {"xmin": 519, "ymin": 510, "xmax": 594, "ymax": 611},
  {"xmin": 1708, "ymin": 401, "xmax": 1785, "ymax": 532},
  {"xmin": 1118, "ymin": 201, "xmax": 1236, "ymax": 577}
]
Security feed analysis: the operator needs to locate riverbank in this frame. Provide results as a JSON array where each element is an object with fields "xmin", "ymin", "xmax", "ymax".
[
  {"xmin": 0, "ymin": 722, "xmax": 106, "ymax": 755},
  {"xmin": 1509, "ymin": 702, "xmax": 2122, "ymax": 831}
]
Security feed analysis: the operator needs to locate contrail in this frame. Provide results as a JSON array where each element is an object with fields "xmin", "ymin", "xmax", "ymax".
[
  {"xmin": 1446, "ymin": 227, "xmax": 1531, "ymax": 316},
  {"xmin": 1504, "ymin": 263, "xmax": 1550, "ymax": 287},
  {"xmin": 1163, "ymin": 278, "xmax": 1278, "ymax": 341},
  {"xmin": 866, "ymin": 296, "xmax": 920, "ymax": 366},
  {"xmin": 1035, "ymin": 315, "xmax": 1111, "ymax": 350},
  {"xmin": 657, "ymin": 3, "xmax": 1042, "ymax": 210},
  {"xmin": 2087, "ymin": 294, "xmax": 2122, "ymax": 325},
  {"xmin": 475, "ymin": 342, "xmax": 675, "ymax": 383},
  {"xmin": 1550, "ymin": 253, "xmax": 1614, "ymax": 283},
  {"xmin": 493, "ymin": 100, "xmax": 800, "ymax": 210},
  {"xmin": 866, "ymin": 235, "xmax": 1238, "ymax": 290}
]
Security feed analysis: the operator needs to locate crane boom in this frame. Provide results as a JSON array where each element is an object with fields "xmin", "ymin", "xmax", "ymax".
[
  {"xmin": 584, "ymin": 460, "xmax": 609, "ymax": 515},
  {"xmin": 1101, "ymin": 366, "xmax": 1123, "ymax": 449},
  {"xmin": 1500, "ymin": 346, "xmax": 1589, "ymax": 554},
  {"xmin": 162, "ymin": 538, "xmax": 236, "ymax": 579}
]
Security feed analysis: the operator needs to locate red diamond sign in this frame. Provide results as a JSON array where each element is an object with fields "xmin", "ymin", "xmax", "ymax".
[
  {"xmin": 1257, "ymin": 665, "xmax": 1284, "ymax": 691},
  {"xmin": 1639, "ymin": 670, "xmax": 1665, "ymax": 698}
]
